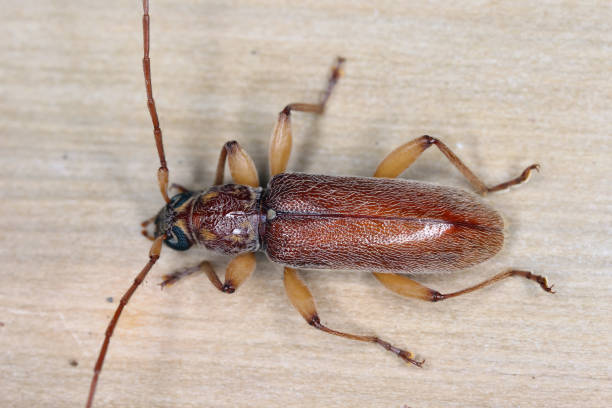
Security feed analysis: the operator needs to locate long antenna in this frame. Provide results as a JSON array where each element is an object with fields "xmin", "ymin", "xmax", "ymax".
[
  {"xmin": 86, "ymin": 1, "xmax": 171, "ymax": 405},
  {"xmin": 142, "ymin": 0, "xmax": 170, "ymax": 203},
  {"xmin": 85, "ymin": 236, "xmax": 164, "ymax": 408}
]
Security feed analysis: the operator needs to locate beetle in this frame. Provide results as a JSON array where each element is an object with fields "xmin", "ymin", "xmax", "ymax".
[{"xmin": 85, "ymin": 1, "xmax": 554, "ymax": 407}]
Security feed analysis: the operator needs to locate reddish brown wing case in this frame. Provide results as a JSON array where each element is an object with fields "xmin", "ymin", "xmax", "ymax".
[{"xmin": 262, "ymin": 173, "xmax": 504, "ymax": 272}]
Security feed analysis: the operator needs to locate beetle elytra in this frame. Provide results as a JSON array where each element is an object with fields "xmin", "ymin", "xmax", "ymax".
[{"xmin": 85, "ymin": 1, "xmax": 554, "ymax": 406}]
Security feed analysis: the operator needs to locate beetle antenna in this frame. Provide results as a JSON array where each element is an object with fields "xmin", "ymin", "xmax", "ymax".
[
  {"xmin": 142, "ymin": 0, "xmax": 170, "ymax": 203},
  {"xmin": 85, "ymin": 236, "xmax": 164, "ymax": 408}
]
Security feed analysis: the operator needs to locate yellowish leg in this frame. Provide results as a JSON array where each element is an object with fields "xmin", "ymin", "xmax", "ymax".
[
  {"xmin": 169, "ymin": 183, "xmax": 189, "ymax": 194},
  {"xmin": 162, "ymin": 140, "xmax": 259, "ymax": 291},
  {"xmin": 161, "ymin": 253, "xmax": 257, "ymax": 293},
  {"xmin": 374, "ymin": 135, "xmax": 539, "ymax": 195},
  {"xmin": 373, "ymin": 270, "xmax": 554, "ymax": 302},
  {"xmin": 372, "ymin": 136, "xmax": 553, "ymax": 300},
  {"xmin": 283, "ymin": 267, "xmax": 423, "ymax": 366},
  {"xmin": 214, "ymin": 140, "xmax": 260, "ymax": 188},
  {"xmin": 269, "ymin": 57, "xmax": 345, "ymax": 176}
]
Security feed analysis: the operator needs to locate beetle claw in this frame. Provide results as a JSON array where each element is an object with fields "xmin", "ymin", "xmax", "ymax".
[
  {"xmin": 397, "ymin": 350, "xmax": 425, "ymax": 367},
  {"xmin": 159, "ymin": 274, "xmax": 177, "ymax": 289},
  {"xmin": 537, "ymin": 277, "xmax": 555, "ymax": 293},
  {"xmin": 408, "ymin": 357, "xmax": 425, "ymax": 368}
]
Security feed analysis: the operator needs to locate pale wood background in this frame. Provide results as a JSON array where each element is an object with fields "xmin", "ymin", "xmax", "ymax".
[{"xmin": 1, "ymin": 1, "xmax": 610, "ymax": 407}]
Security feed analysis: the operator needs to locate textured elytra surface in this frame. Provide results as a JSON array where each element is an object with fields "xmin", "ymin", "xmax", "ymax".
[
  {"xmin": 263, "ymin": 173, "xmax": 504, "ymax": 272},
  {"xmin": 3, "ymin": 1, "xmax": 609, "ymax": 407}
]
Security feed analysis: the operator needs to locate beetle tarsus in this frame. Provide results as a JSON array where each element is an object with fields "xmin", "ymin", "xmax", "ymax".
[
  {"xmin": 330, "ymin": 56, "xmax": 346, "ymax": 81},
  {"xmin": 159, "ymin": 274, "xmax": 177, "ymax": 288},
  {"xmin": 520, "ymin": 163, "xmax": 540, "ymax": 181},
  {"xmin": 526, "ymin": 272, "xmax": 555, "ymax": 293},
  {"xmin": 376, "ymin": 338, "xmax": 424, "ymax": 367},
  {"xmin": 400, "ymin": 354, "xmax": 425, "ymax": 368}
]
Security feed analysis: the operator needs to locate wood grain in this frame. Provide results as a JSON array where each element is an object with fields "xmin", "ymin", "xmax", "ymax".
[{"xmin": 1, "ymin": 1, "xmax": 610, "ymax": 407}]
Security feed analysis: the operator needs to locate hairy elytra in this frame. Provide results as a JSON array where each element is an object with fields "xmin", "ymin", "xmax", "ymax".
[{"xmin": 85, "ymin": 2, "xmax": 554, "ymax": 407}]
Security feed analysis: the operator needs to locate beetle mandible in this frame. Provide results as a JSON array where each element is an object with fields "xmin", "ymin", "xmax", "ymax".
[{"xmin": 85, "ymin": 1, "xmax": 554, "ymax": 406}]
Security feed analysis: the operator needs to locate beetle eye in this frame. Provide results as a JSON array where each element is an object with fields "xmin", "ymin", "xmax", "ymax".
[
  {"xmin": 164, "ymin": 226, "xmax": 191, "ymax": 251},
  {"xmin": 169, "ymin": 192, "xmax": 193, "ymax": 209}
]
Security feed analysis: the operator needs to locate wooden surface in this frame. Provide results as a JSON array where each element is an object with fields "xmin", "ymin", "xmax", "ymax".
[{"xmin": 1, "ymin": 1, "xmax": 610, "ymax": 407}]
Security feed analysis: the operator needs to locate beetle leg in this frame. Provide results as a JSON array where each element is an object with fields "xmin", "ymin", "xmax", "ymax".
[
  {"xmin": 374, "ymin": 135, "xmax": 539, "ymax": 195},
  {"xmin": 221, "ymin": 253, "xmax": 257, "ymax": 293},
  {"xmin": 283, "ymin": 267, "xmax": 424, "ymax": 367},
  {"xmin": 269, "ymin": 57, "xmax": 345, "ymax": 176},
  {"xmin": 372, "ymin": 154, "xmax": 552, "ymax": 300},
  {"xmin": 214, "ymin": 140, "xmax": 260, "ymax": 187},
  {"xmin": 169, "ymin": 183, "xmax": 190, "ymax": 194},
  {"xmin": 161, "ymin": 253, "xmax": 257, "ymax": 294},
  {"xmin": 373, "ymin": 270, "xmax": 554, "ymax": 302}
]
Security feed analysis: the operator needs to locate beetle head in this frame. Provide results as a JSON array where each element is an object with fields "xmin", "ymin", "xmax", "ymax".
[{"xmin": 154, "ymin": 191, "xmax": 195, "ymax": 251}]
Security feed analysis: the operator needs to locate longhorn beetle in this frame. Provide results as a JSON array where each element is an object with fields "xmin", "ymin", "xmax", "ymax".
[{"xmin": 86, "ymin": 1, "xmax": 554, "ymax": 406}]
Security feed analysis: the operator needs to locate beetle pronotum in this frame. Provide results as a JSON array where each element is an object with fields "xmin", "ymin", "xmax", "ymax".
[{"xmin": 85, "ymin": 1, "xmax": 554, "ymax": 406}]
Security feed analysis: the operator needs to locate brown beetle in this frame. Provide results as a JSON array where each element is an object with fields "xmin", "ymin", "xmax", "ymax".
[{"xmin": 85, "ymin": 1, "xmax": 554, "ymax": 407}]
